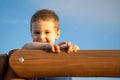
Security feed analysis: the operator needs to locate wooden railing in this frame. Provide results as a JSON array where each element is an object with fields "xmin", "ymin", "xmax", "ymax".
[{"xmin": 0, "ymin": 49, "xmax": 120, "ymax": 79}]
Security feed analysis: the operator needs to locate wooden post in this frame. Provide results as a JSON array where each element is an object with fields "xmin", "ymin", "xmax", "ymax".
[
  {"xmin": 9, "ymin": 49, "xmax": 120, "ymax": 78},
  {"xmin": 0, "ymin": 54, "xmax": 8, "ymax": 80}
]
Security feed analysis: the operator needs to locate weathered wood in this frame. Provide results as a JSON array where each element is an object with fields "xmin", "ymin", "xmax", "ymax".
[
  {"xmin": 9, "ymin": 49, "xmax": 120, "ymax": 78},
  {"xmin": 0, "ymin": 54, "xmax": 8, "ymax": 80}
]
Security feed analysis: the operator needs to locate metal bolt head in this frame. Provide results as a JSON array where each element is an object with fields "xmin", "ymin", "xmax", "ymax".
[{"xmin": 18, "ymin": 57, "xmax": 24, "ymax": 63}]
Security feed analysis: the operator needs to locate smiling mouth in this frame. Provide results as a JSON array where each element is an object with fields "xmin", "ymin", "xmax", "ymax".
[
  {"xmin": 36, "ymin": 40, "xmax": 47, "ymax": 43},
  {"xmin": 38, "ymin": 41, "xmax": 46, "ymax": 43}
]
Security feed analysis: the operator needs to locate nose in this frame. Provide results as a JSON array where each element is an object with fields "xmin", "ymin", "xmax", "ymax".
[{"xmin": 38, "ymin": 33, "xmax": 45, "ymax": 41}]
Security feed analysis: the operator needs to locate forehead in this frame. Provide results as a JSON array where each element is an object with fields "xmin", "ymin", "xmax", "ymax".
[{"xmin": 31, "ymin": 20, "xmax": 55, "ymax": 31}]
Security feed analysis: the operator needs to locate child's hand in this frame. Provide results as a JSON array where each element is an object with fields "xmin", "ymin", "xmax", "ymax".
[
  {"xmin": 59, "ymin": 42, "xmax": 80, "ymax": 53},
  {"xmin": 23, "ymin": 42, "xmax": 79, "ymax": 53},
  {"xmin": 49, "ymin": 42, "xmax": 80, "ymax": 53}
]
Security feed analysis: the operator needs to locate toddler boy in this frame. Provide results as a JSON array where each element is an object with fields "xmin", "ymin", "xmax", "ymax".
[{"xmin": 22, "ymin": 9, "xmax": 80, "ymax": 80}]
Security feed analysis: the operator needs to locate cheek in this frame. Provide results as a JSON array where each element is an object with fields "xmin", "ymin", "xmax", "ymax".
[
  {"xmin": 45, "ymin": 35, "xmax": 55, "ymax": 43},
  {"xmin": 32, "ymin": 35, "xmax": 38, "ymax": 41},
  {"xmin": 48, "ymin": 35, "xmax": 56, "ymax": 42}
]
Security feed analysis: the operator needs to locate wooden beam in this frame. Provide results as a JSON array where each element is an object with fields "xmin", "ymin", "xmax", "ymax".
[{"xmin": 9, "ymin": 49, "xmax": 120, "ymax": 78}]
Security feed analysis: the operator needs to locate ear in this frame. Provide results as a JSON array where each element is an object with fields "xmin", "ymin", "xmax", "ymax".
[{"xmin": 55, "ymin": 30, "xmax": 60, "ymax": 40}]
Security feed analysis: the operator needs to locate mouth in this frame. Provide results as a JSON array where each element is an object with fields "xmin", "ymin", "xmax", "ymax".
[{"xmin": 37, "ymin": 41, "xmax": 47, "ymax": 43}]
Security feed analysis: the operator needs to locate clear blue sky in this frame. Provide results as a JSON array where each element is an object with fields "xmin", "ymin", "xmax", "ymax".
[{"xmin": 0, "ymin": 0, "xmax": 120, "ymax": 80}]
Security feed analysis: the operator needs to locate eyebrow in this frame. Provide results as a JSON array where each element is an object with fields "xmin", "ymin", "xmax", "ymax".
[{"xmin": 45, "ymin": 29, "xmax": 51, "ymax": 32}]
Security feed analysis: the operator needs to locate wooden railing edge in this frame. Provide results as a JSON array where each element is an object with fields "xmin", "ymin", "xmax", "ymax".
[
  {"xmin": 8, "ymin": 49, "xmax": 120, "ymax": 78},
  {"xmin": 1, "ymin": 49, "xmax": 120, "ymax": 80}
]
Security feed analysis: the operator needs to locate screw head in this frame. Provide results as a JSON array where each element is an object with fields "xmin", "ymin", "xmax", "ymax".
[{"xmin": 18, "ymin": 57, "xmax": 24, "ymax": 63}]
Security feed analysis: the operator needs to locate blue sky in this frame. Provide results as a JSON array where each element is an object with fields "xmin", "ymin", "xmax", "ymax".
[{"xmin": 0, "ymin": 0, "xmax": 120, "ymax": 80}]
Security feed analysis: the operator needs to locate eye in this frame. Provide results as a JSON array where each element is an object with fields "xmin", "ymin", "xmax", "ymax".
[
  {"xmin": 45, "ymin": 31, "xmax": 50, "ymax": 34},
  {"xmin": 34, "ymin": 31, "xmax": 40, "ymax": 34}
]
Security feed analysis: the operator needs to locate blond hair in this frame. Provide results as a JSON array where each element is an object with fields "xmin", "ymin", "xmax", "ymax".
[{"xmin": 30, "ymin": 9, "xmax": 60, "ymax": 32}]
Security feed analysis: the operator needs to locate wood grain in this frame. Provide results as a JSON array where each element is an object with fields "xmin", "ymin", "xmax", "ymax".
[{"xmin": 9, "ymin": 49, "xmax": 120, "ymax": 78}]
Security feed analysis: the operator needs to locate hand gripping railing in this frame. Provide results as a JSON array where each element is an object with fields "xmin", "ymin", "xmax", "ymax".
[{"xmin": 8, "ymin": 49, "xmax": 120, "ymax": 78}]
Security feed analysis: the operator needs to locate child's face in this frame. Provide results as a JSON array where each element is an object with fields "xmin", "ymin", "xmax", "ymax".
[{"xmin": 31, "ymin": 20, "xmax": 60, "ymax": 44}]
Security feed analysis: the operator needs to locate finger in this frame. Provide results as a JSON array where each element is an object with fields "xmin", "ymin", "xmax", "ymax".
[
  {"xmin": 73, "ymin": 45, "xmax": 78, "ymax": 52},
  {"xmin": 74, "ymin": 45, "xmax": 80, "ymax": 52},
  {"xmin": 68, "ymin": 45, "xmax": 73, "ymax": 53},
  {"xmin": 66, "ymin": 42, "xmax": 72, "ymax": 53},
  {"xmin": 67, "ymin": 42, "xmax": 72, "ymax": 47},
  {"xmin": 68, "ymin": 46, "xmax": 73, "ymax": 53},
  {"xmin": 54, "ymin": 45, "xmax": 60, "ymax": 53},
  {"xmin": 51, "ymin": 45, "xmax": 55, "ymax": 52},
  {"xmin": 68, "ymin": 44, "xmax": 80, "ymax": 53},
  {"xmin": 72, "ymin": 45, "xmax": 76, "ymax": 52}
]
